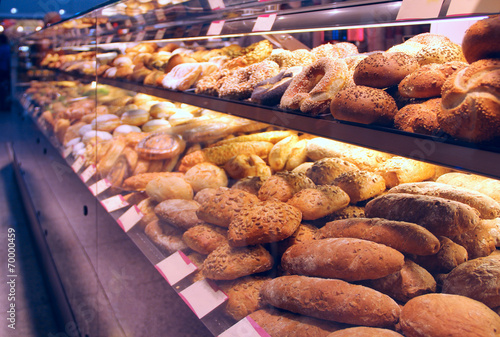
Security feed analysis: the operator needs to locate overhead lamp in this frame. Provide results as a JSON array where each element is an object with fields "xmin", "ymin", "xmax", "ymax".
[
  {"xmin": 0, "ymin": 26, "xmax": 4, "ymax": 33},
  {"xmin": 36, "ymin": 26, "xmax": 42, "ymax": 31},
  {"xmin": 59, "ymin": 9, "xmax": 65, "ymax": 15},
  {"xmin": 16, "ymin": 26, "xmax": 24, "ymax": 33},
  {"xmin": 11, "ymin": 8, "xmax": 18, "ymax": 14}
]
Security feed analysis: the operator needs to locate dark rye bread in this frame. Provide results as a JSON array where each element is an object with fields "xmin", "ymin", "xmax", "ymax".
[
  {"xmin": 281, "ymin": 238, "xmax": 405, "ymax": 281},
  {"xmin": 327, "ymin": 327, "xmax": 404, "ymax": 337},
  {"xmin": 249, "ymin": 307, "xmax": 347, "ymax": 337},
  {"xmin": 365, "ymin": 193, "xmax": 480, "ymax": 236},
  {"xmin": 260, "ymin": 275, "xmax": 401, "ymax": 327},
  {"xmin": 319, "ymin": 217, "xmax": 440, "ymax": 256},
  {"xmin": 399, "ymin": 293, "xmax": 500, "ymax": 337}
]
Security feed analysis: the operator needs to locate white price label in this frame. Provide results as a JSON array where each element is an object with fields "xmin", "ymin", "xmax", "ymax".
[
  {"xmin": 155, "ymin": 10, "xmax": 166, "ymax": 22},
  {"xmin": 100, "ymin": 195, "xmax": 129, "ymax": 213},
  {"xmin": 252, "ymin": 13, "xmax": 277, "ymax": 32},
  {"xmin": 208, "ymin": 0, "xmax": 225, "ymax": 10},
  {"xmin": 179, "ymin": 279, "xmax": 228, "ymax": 319},
  {"xmin": 155, "ymin": 251, "xmax": 198, "ymax": 286},
  {"xmin": 117, "ymin": 205, "xmax": 143, "ymax": 232},
  {"xmin": 136, "ymin": 15, "xmax": 146, "ymax": 25},
  {"xmin": 62, "ymin": 146, "xmax": 72, "ymax": 159},
  {"xmin": 71, "ymin": 156, "xmax": 85, "ymax": 173},
  {"xmin": 88, "ymin": 178, "xmax": 112, "ymax": 196},
  {"xmin": 207, "ymin": 20, "xmax": 225, "ymax": 36},
  {"xmin": 396, "ymin": 0, "xmax": 444, "ymax": 20},
  {"xmin": 80, "ymin": 164, "xmax": 96, "ymax": 183},
  {"xmin": 447, "ymin": 0, "xmax": 500, "ymax": 16},
  {"xmin": 219, "ymin": 317, "xmax": 271, "ymax": 337},
  {"xmin": 135, "ymin": 31, "xmax": 146, "ymax": 42},
  {"xmin": 154, "ymin": 28, "xmax": 166, "ymax": 40}
]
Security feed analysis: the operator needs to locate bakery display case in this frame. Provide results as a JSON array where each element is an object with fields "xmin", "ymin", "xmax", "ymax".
[{"xmin": 13, "ymin": 0, "xmax": 500, "ymax": 336}]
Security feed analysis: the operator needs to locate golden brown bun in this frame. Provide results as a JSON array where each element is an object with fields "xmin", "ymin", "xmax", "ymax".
[
  {"xmin": 407, "ymin": 33, "xmax": 452, "ymax": 45},
  {"xmin": 394, "ymin": 98, "xmax": 442, "ymax": 135},
  {"xmin": 258, "ymin": 172, "xmax": 316, "ymax": 202},
  {"xmin": 415, "ymin": 41, "xmax": 466, "ymax": 65},
  {"xmin": 448, "ymin": 222, "xmax": 496, "ymax": 259},
  {"xmin": 182, "ymin": 223, "xmax": 228, "ymax": 254},
  {"xmin": 224, "ymin": 154, "xmax": 271, "ymax": 180},
  {"xmin": 411, "ymin": 236, "xmax": 468, "ymax": 274},
  {"xmin": 331, "ymin": 85, "xmax": 398, "ymax": 125},
  {"xmin": 164, "ymin": 54, "xmax": 197, "ymax": 74},
  {"xmin": 462, "ymin": 15, "xmax": 500, "ymax": 63},
  {"xmin": 375, "ymin": 156, "xmax": 436, "ymax": 188},
  {"xmin": 287, "ymin": 185, "xmax": 350, "ymax": 220},
  {"xmin": 306, "ymin": 157, "xmax": 359, "ymax": 185},
  {"xmin": 154, "ymin": 199, "xmax": 204, "ymax": 230},
  {"xmin": 353, "ymin": 52, "xmax": 418, "ymax": 88},
  {"xmin": 439, "ymin": 59, "xmax": 500, "ymax": 142},
  {"xmin": 184, "ymin": 162, "xmax": 228, "ymax": 193},
  {"xmin": 436, "ymin": 172, "xmax": 500, "ymax": 203},
  {"xmin": 145, "ymin": 176, "xmax": 193, "ymax": 202}
]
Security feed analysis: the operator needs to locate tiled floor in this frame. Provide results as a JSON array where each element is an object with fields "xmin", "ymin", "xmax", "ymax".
[{"xmin": 0, "ymin": 106, "xmax": 213, "ymax": 336}]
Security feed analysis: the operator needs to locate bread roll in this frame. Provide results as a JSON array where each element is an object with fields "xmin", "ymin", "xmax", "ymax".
[
  {"xmin": 305, "ymin": 137, "xmax": 354, "ymax": 161},
  {"xmin": 394, "ymin": 98, "xmax": 442, "ymax": 135},
  {"xmin": 340, "ymin": 147, "xmax": 392, "ymax": 172},
  {"xmin": 230, "ymin": 176, "xmax": 267, "ymax": 195},
  {"xmin": 285, "ymin": 139, "xmax": 309, "ymax": 171},
  {"xmin": 282, "ymin": 238, "xmax": 405, "ymax": 281},
  {"xmin": 319, "ymin": 218, "xmax": 440, "ymax": 256},
  {"xmin": 287, "ymin": 185, "xmax": 350, "ymax": 220},
  {"xmin": 332, "ymin": 170, "xmax": 386, "ymax": 204},
  {"xmin": 218, "ymin": 276, "xmax": 269, "ymax": 321},
  {"xmin": 483, "ymin": 218, "xmax": 500, "ymax": 247},
  {"xmin": 258, "ymin": 172, "xmax": 316, "ymax": 202},
  {"xmin": 388, "ymin": 181, "xmax": 500, "ymax": 219},
  {"xmin": 327, "ymin": 327, "xmax": 404, "ymax": 337},
  {"xmin": 449, "ymin": 222, "xmax": 496, "ymax": 259},
  {"xmin": 365, "ymin": 193, "xmax": 480, "ymax": 236},
  {"xmin": 415, "ymin": 41, "xmax": 466, "ymax": 65},
  {"xmin": 367, "ymin": 259, "xmax": 436, "ymax": 303},
  {"xmin": 399, "ymin": 293, "xmax": 500, "ymax": 337},
  {"xmin": 261, "ymin": 275, "xmax": 401, "ymax": 327},
  {"xmin": 144, "ymin": 219, "xmax": 188, "ymax": 254},
  {"xmin": 462, "ymin": 15, "xmax": 500, "ymax": 63},
  {"xmin": 325, "ymin": 205, "xmax": 365, "ymax": 221},
  {"xmin": 442, "ymin": 254, "xmax": 500, "ymax": 308},
  {"xmin": 249, "ymin": 308, "xmax": 346, "ymax": 337},
  {"xmin": 411, "ymin": 236, "xmax": 468, "ymax": 273},
  {"xmin": 184, "ymin": 162, "xmax": 228, "ymax": 193},
  {"xmin": 182, "ymin": 223, "xmax": 228, "ymax": 254},
  {"xmin": 228, "ymin": 200, "xmax": 302, "ymax": 247},
  {"xmin": 224, "ymin": 154, "xmax": 272, "ymax": 180},
  {"xmin": 122, "ymin": 172, "xmax": 184, "ymax": 191},
  {"xmin": 330, "ymin": 86, "xmax": 398, "ymax": 125},
  {"xmin": 136, "ymin": 197, "xmax": 159, "ymax": 230},
  {"xmin": 269, "ymin": 134, "xmax": 299, "ymax": 171},
  {"xmin": 277, "ymin": 223, "xmax": 319, "ymax": 256},
  {"xmin": 146, "ymin": 176, "xmax": 193, "ymax": 202},
  {"xmin": 375, "ymin": 156, "xmax": 436, "ymax": 188},
  {"xmin": 154, "ymin": 199, "xmax": 204, "ymax": 230},
  {"xmin": 202, "ymin": 244, "xmax": 273, "ymax": 280},
  {"xmin": 306, "ymin": 158, "xmax": 359, "ymax": 185},
  {"xmin": 436, "ymin": 172, "xmax": 500, "ymax": 203}
]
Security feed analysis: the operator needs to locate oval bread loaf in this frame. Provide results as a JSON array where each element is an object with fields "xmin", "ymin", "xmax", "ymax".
[
  {"xmin": 260, "ymin": 275, "xmax": 401, "ymax": 327},
  {"xmin": 287, "ymin": 185, "xmax": 350, "ymax": 220},
  {"xmin": 319, "ymin": 217, "xmax": 440, "ymax": 256},
  {"xmin": 365, "ymin": 193, "xmax": 480, "ymax": 236},
  {"xmin": 327, "ymin": 327, "xmax": 404, "ymax": 337},
  {"xmin": 281, "ymin": 238, "xmax": 405, "ymax": 281},
  {"xmin": 399, "ymin": 293, "xmax": 500, "ymax": 337},
  {"xmin": 411, "ymin": 236, "xmax": 468, "ymax": 273}
]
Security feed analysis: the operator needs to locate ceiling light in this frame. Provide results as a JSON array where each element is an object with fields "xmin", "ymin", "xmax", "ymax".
[
  {"xmin": 59, "ymin": 9, "xmax": 65, "ymax": 15},
  {"xmin": 11, "ymin": 8, "xmax": 18, "ymax": 14},
  {"xmin": 16, "ymin": 26, "xmax": 24, "ymax": 33}
]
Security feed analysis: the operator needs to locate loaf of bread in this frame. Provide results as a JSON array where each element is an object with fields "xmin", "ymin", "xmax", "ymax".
[
  {"xmin": 449, "ymin": 222, "xmax": 496, "ymax": 259},
  {"xmin": 411, "ymin": 236, "xmax": 468, "ymax": 273},
  {"xmin": 287, "ymin": 185, "xmax": 350, "ymax": 220},
  {"xmin": 269, "ymin": 134, "xmax": 299, "ymax": 171},
  {"xmin": 184, "ymin": 162, "xmax": 228, "ymax": 192},
  {"xmin": 261, "ymin": 275, "xmax": 401, "ymax": 327},
  {"xmin": 325, "ymin": 205, "xmax": 365, "ymax": 221},
  {"xmin": 305, "ymin": 137, "xmax": 354, "ymax": 161},
  {"xmin": 154, "ymin": 199, "xmax": 205, "ymax": 230},
  {"xmin": 224, "ymin": 154, "xmax": 271, "ymax": 180},
  {"xmin": 277, "ymin": 223, "xmax": 319, "ymax": 256},
  {"xmin": 436, "ymin": 172, "xmax": 500, "ymax": 203},
  {"xmin": 399, "ymin": 293, "xmax": 500, "ymax": 337},
  {"xmin": 388, "ymin": 181, "xmax": 500, "ymax": 219},
  {"xmin": 461, "ymin": 15, "xmax": 500, "ymax": 63},
  {"xmin": 228, "ymin": 200, "xmax": 302, "ymax": 247},
  {"xmin": 135, "ymin": 197, "xmax": 159, "ymax": 230},
  {"xmin": 230, "ymin": 176, "xmax": 267, "ymax": 195},
  {"xmin": 144, "ymin": 219, "xmax": 188, "ymax": 254},
  {"xmin": 319, "ymin": 218, "xmax": 440, "ymax": 256},
  {"xmin": 182, "ymin": 223, "xmax": 228, "ymax": 254},
  {"xmin": 393, "ymin": 98, "xmax": 442, "ymax": 135},
  {"xmin": 375, "ymin": 156, "xmax": 436, "ymax": 188},
  {"xmin": 285, "ymin": 139, "xmax": 309, "ymax": 171},
  {"xmin": 146, "ymin": 176, "xmax": 194, "ymax": 202},
  {"xmin": 367, "ymin": 259, "xmax": 436, "ymax": 303},
  {"xmin": 365, "ymin": 193, "xmax": 480, "ymax": 236},
  {"xmin": 258, "ymin": 172, "xmax": 316, "ymax": 202},
  {"xmin": 196, "ymin": 187, "xmax": 260, "ymax": 227},
  {"xmin": 340, "ymin": 147, "xmax": 392, "ymax": 173},
  {"xmin": 327, "ymin": 327, "xmax": 404, "ymax": 337},
  {"xmin": 249, "ymin": 308, "xmax": 347, "ymax": 337},
  {"xmin": 332, "ymin": 170, "xmax": 386, "ymax": 204},
  {"xmin": 483, "ymin": 218, "xmax": 500, "ymax": 247},
  {"xmin": 306, "ymin": 158, "xmax": 359, "ymax": 185},
  {"xmin": 202, "ymin": 244, "xmax": 273, "ymax": 280},
  {"xmin": 282, "ymin": 238, "xmax": 405, "ymax": 281}
]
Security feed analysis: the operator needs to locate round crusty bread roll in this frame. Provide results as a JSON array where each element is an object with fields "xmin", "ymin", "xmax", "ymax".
[
  {"xmin": 146, "ymin": 176, "xmax": 194, "ymax": 202},
  {"xmin": 394, "ymin": 98, "xmax": 442, "ymax": 135},
  {"xmin": 224, "ymin": 154, "xmax": 271, "ymax": 180},
  {"xmin": 462, "ymin": 15, "xmax": 500, "ymax": 63},
  {"xmin": 353, "ymin": 52, "xmax": 419, "ymax": 88},
  {"xmin": 331, "ymin": 85, "xmax": 398, "ymax": 125},
  {"xmin": 415, "ymin": 41, "xmax": 466, "ymax": 66},
  {"xmin": 438, "ymin": 59, "xmax": 500, "ymax": 142},
  {"xmin": 406, "ymin": 32, "xmax": 452, "ymax": 45},
  {"xmin": 398, "ymin": 61, "xmax": 468, "ymax": 98},
  {"xmin": 184, "ymin": 162, "xmax": 228, "ymax": 193}
]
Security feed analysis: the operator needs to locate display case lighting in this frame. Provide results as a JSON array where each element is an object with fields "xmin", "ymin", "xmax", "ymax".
[
  {"xmin": 36, "ymin": 26, "xmax": 42, "ymax": 31},
  {"xmin": 0, "ymin": 26, "xmax": 4, "ymax": 33},
  {"xmin": 16, "ymin": 26, "xmax": 24, "ymax": 33},
  {"xmin": 10, "ymin": 8, "xmax": 17, "ymax": 14},
  {"xmin": 59, "ymin": 9, "xmax": 66, "ymax": 15}
]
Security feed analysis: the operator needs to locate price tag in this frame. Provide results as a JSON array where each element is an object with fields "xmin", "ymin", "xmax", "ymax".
[
  {"xmin": 80, "ymin": 164, "xmax": 96, "ymax": 183},
  {"xmin": 136, "ymin": 15, "xmax": 146, "ymax": 25},
  {"xmin": 116, "ymin": 205, "xmax": 143, "ymax": 232},
  {"xmin": 125, "ymin": 19, "xmax": 132, "ymax": 27},
  {"xmin": 396, "ymin": 0, "xmax": 444, "ymax": 20},
  {"xmin": 106, "ymin": 35, "xmax": 114, "ymax": 44},
  {"xmin": 88, "ymin": 178, "xmax": 112, "ymax": 196},
  {"xmin": 220, "ymin": 317, "xmax": 271, "ymax": 337},
  {"xmin": 106, "ymin": 22, "xmax": 113, "ymax": 31},
  {"xmin": 252, "ymin": 13, "xmax": 277, "ymax": 32},
  {"xmin": 155, "ymin": 9, "xmax": 166, "ymax": 22},
  {"xmin": 208, "ymin": 0, "xmax": 225, "ymax": 10},
  {"xmin": 179, "ymin": 279, "xmax": 227, "ymax": 319},
  {"xmin": 71, "ymin": 155, "xmax": 85, "ymax": 173},
  {"xmin": 154, "ymin": 28, "xmax": 166, "ymax": 40},
  {"xmin": 447, "ymin": 0, "xmax": 500, "ymax": 16},
  {"xmin": 155, "ymin": 251, "xmax": 198, "ymax": 286},
  {"xmin": 207, "ymin": 20, "xmax": 225, "ymax": 36},
  {"xmin": 135, "ymin": 31, "xmax": 146, "ymax": 42},
  {"xmin": 62, "ymin": 146, "xmax": 72, "ymax": 159},
  {"xmin": 100, "ymin": 195, "xmax": 129, "ymax": 213}
]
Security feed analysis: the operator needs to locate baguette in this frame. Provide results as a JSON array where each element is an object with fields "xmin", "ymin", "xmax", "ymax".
[
  {"xmin": 281, "ymin": 238, "xmax": 405, "ymax": 281},
  {"xmin": 388, "ymin": 182, "xmax": 500, "ymax": 219},
  {"xmin": 319, "ymin": 218, "xmax": 440, "ymax": 256},
  {"xmin": 260, "ymin": 275, "xmax": 401, "ymax": 327},
  {"xmin": 375, "ymin": 156, "xmax": 436, "ymax": 188},
  {"xmin": 365, "ymin": 193, "xmax": 480, "ymax": 236},
  {"xmin": 436, "ymin": 172, "xmax": 500, "ymax": 203}
]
